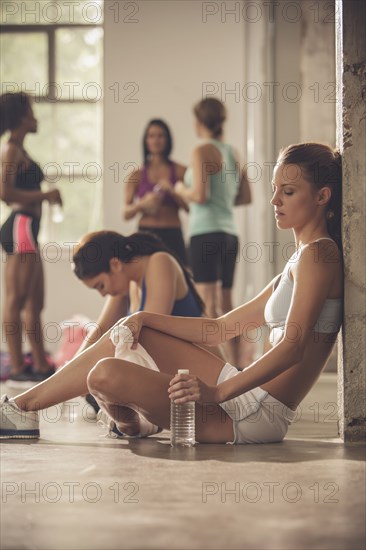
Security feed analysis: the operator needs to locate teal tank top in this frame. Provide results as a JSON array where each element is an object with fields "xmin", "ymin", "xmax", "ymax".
[{"xmin": 184, "ymin": 139, "xmax": 240, "ymax": 237}]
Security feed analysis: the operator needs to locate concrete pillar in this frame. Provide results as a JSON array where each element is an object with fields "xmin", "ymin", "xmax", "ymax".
[{"xmin": 336, "ymin": 0, "xmax": 366, "ymax": 442}]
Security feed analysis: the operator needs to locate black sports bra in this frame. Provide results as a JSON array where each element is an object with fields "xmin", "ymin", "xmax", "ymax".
[{"xmin": 15, "ymin": 159, "xmax": 44, "ymax": 191}]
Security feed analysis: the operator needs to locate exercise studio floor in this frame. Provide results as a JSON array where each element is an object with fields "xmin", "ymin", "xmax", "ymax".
[{"xmin": 1, "ymin": 373, "xmax": 365, "ymax": 550}]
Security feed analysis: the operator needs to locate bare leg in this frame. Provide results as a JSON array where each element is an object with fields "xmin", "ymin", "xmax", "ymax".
[
  {"xmin": 3, "ymin": 254, "xmax": 39, "ymax": 373},
  {"xmin": 87, "ymin": 327, "xmax": 234, "ymax": 443},
  {"xmin": 195, "ymin": 281, "xmax": 221, "ymax": 318},
  {"xmin": 23, "ymin": 254, "xmax": 50, "ymax": 372},
  {"xmin": 13, "ymin": 330, "xmax": 115, "ymax": 411}
]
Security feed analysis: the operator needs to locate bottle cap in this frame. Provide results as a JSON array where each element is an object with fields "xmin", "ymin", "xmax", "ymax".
[{"xmin": 178, "ymin": 369, "xmax": 189, "ymax": 375}]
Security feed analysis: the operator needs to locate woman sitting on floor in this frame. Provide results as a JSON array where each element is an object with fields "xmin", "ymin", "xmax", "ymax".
[{"xmin": 0, "ymin": 143, "xmax": 343, "ymax": 444}]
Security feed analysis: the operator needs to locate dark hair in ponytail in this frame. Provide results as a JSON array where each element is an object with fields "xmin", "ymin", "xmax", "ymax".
[
  {"xmin": 0, "ymin": 92, "xmax": 31, "ymax": 136},
  {"xmin": 277, "ymin": 143, "xmax": 342, "ymax": 249},
  {"xmin": 73, "ymin": 230, "xmax": 204, "ymax": 313}
]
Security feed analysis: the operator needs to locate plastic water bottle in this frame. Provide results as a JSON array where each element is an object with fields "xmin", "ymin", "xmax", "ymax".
[
  {"xmin": 51, "ymin": 203, "xmax": 64, "ymax": 223},
  {"xmin": 170, "ymin": 369, "xmax": 195, "ymax": 447}
]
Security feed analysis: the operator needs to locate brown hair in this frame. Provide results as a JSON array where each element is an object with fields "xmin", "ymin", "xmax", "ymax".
[
  {"xmin": 277, "ymin": 143, "xmax": 342, "ymax": 249},
  {"xmin": 72, "ymin": 230, "xmax": 204, "ymax": 313},
  {"xmin": 194, "ymin": 97, "xmax": 226, "ymax": 138},
  {"xmin": 0, "ymin": 92, "xmax": 31, "ymax": 136}
]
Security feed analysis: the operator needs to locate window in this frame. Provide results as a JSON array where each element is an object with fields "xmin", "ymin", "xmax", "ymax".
[{"xmin": 0, "ymin": 0, "xmax": 104, "ymax": 244}]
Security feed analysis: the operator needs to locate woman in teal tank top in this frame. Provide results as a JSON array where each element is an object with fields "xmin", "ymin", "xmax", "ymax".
[{"xmin": 175, "ymin": 98, "xmax": 252, "ymax": 367}]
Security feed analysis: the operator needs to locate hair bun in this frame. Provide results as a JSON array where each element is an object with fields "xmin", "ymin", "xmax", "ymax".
[{"xmin": 333, "ymin": 149, "xmax": 342, "ymax": 166}]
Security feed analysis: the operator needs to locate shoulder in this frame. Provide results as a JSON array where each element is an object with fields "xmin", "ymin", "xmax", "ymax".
[
  {"xmin": 126, "ymin": 167, "xmax": 143, "ymax": 186},
  {"xmin": 1, "ymin": 142, "xmax": 22, "ymax": 164},
  {"xmin": 292, "ymin": 240, "xmax": 343, "ymax": 289},
  {"xmin": 299, "ymin": 239, "xmax": 342, "ymax": 267},
  {"xmin": 172, "ymin": 162, "xmax": 187, "ymax": 179},
  {"xmin": 145, "ymin": 252, "xmax": 179, "ymax": 278},
  {"xmin": 193, "ymin": 143, "xmax": 220, "ymax": 161}
]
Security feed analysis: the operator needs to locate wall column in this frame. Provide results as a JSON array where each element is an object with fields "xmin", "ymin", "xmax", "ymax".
[{"xmin": 336, "ymin": 0, "xmax": 366, "ymax": 442}]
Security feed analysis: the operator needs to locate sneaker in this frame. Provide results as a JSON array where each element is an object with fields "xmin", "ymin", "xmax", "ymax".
[
  {"xmin": 8, "ymin": 365, "xmax": 34, "ymax": 382},
  {"xmin": 97, "ymin": 409, "xmax": 125, "ymax": 438},
  {"xmin": 85, "ymin": 393, "xmax": 101, "ymax": 414},
  {"xmin": 30, "ymin": 368, "xmax": 55, "ymax": 382},
  {"xmin": 0, "ymin": 395, "xmax": 40, "ymax": 439},
  {"xmin": 96, "ymin": 408, "xmax": 162, "ymax": 439}
]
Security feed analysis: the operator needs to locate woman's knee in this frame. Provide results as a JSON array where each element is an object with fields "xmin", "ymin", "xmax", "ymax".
[
  {"xmin": 23, "ymin": 302, "xmax": 43, "ymax": 319},
  {"xmin": 4, "ymin": 292, "xmax": 28, "ymax": 313},
  {"xmin": 87, "ymin": 358, "xmax": 116, "ymax": 394}
]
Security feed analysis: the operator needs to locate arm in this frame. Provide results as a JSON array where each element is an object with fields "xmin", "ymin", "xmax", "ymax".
[
  {"xmin": 123, "ymin": 169, "xmax": 142, "ymax": 220},
  {"xmin": 234, "ymin": 164, "xmax": 252, "ymax": 206},
  {"xmin": 77, "ymin": 295, "xmax": 128, "ymax": 353},
  {"xmin": 123, "ymin": 168, "xmax": 162, "ymax": 220},
  {"xmin": 0, "ymin": 143, "xmax": 60, "ymax": 205},
  {"xmin": 169, "ymin": 243, "xmax": 342, "ymax": 405},
  {"xmin": 127, "ymin": 275, "xmax": 277, "ymax": 347},
  {"xmin": 175, "ymin": 145, "xmax": 218, "ymax": 204},
  {"xmin": 156, "ymin": 163, "xmax": 190, "ymax": 212},
  {"xmin": 172, "ymin": 163, "xmax": 189, "ymax": 211},
  {"xmin": 214, "ymin": 243, "xmax": 342, "ymax": 403}
]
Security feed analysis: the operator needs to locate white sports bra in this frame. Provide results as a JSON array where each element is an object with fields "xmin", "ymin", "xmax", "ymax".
[{"xmin": 264, "ymin": 238, "xmax": 343, "ymax": 344}]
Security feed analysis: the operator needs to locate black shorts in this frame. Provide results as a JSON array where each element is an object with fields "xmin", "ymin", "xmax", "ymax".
[
  {"xmin": 189, "ymin": 232, "xmax": 239, "ymax": 288},
  {"xmin": 0, "ymin": 211, "xmax": 40, "ymax": 254},
  {"xmin": 138, "ymin": 226, "xmax": 188, "ymax": 266}
]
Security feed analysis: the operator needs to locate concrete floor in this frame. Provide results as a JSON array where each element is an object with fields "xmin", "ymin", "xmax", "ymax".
[{"xmin": 1, "ymin": 373, "xmax": 365, "ymax": 550}]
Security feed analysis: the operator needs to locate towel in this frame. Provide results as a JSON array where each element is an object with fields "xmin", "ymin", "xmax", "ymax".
[{"xmin": 110, "ymin": 324, "xmax": 159, "ymax": 371}]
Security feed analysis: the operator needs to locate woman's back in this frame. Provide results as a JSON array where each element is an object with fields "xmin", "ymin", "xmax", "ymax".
[
  {"xmin": 128, "ymin": 252, "xmax": 202, "ymax": 317},
  {"xmin": 184, "ymin": 140, "xmax": 240, "ymax": 236}
]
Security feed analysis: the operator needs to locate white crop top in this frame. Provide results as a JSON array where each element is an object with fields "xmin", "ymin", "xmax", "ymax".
[{"xmin": 264, "ymin": 239, "xmax": 342, "ymax": 343}]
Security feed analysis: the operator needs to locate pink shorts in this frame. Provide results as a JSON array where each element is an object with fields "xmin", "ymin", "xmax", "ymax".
[
  {"xmin": 0, "ymin": 211, "xmax": 39, "ymax": 254},
  {"xmin": 217, "ymin": 363, "xmax": 297, "ymax": 444}
]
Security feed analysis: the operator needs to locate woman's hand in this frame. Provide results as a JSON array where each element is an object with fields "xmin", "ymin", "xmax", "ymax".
[
  {"xmin": 155, "ymin": 178, "xmax": 174, "ymax": 193},
  {"xmin": 174, "ymin": 181, "xmax": 187, "ymax": 198},
  {"xmin": 120, "ymin": 312, "xmax": 145, "ymax": 349},
  {"xmin": 140, "ymin": 191, "xmax": 161, "ymax": 215},
  {"xmin": 168, "ymin": 372, "xmax": 218, "ymax": 405},
  {"xmin": 46, "ymin": 188, "xmax": 63, "ymax": 206}
]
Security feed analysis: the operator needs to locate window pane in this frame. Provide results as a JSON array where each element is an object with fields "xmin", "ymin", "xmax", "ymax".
[
  {"xmin": 24, "ymin": 103, "xmax": 54, "ymax": 167},
  {"xmin": 0, "ymin": 0, "xmax": 104, "ymax": 25},
  {"xmin": 0, "ymin": 33, "xmax": 48, "ymax": 94},
  {"xmin": 0, "ymin": 201, "xmax": 11, "ymax": 227},
  {"xmin": 22, "ymin": 102, "xmax": 102, "ymax": 171},
  {"xmin": 54, "ymin": 103, "xmax": 103, "ymax": 167},
  {"xmin": 39, "ymin": 178, "xmax": 103, "ymax": 245},
  {"xmin": 56, "ymin": 28, "xmax": 103, "ymax": 99}
]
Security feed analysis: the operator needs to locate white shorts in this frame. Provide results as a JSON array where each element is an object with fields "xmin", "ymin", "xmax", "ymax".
[{"xmin": 217, "ymin": 363, "xmax": 297, "ymax": 444}]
